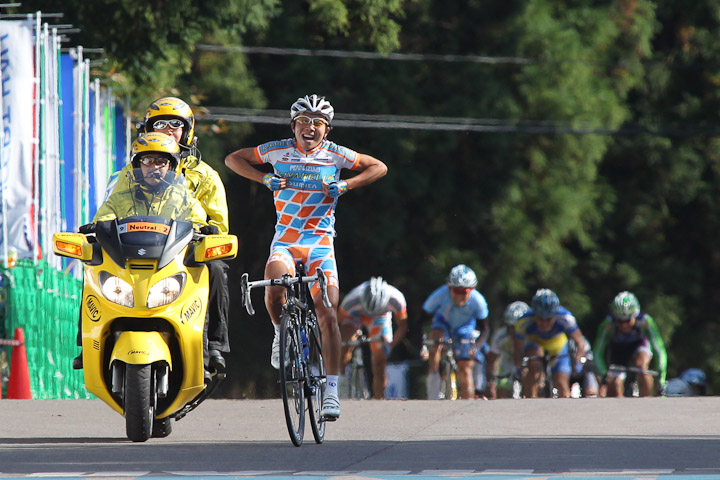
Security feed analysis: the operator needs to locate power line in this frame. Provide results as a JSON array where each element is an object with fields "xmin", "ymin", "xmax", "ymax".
[
  {"xmin": 196, "ymin": 44, "xmax": 536, "ymax": 65},
  {"xmin": 199, "ymin": 107, "xmax": 720, "ymax": 137}
]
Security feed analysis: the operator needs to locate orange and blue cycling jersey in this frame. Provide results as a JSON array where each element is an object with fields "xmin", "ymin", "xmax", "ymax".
[
  {"xmin": 252, "ymin": 138, "xmax": 359, "ymax": 294},
  {"xmin": 339, "ymin": 282, "xmax": 407, "ymax": 353},
  {"xmin": 514, "ymin": 306, "xmax": 578, "ymax": 375}
]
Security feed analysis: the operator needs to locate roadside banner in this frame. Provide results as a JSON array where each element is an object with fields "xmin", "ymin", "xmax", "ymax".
[{"xmin": 0, "ymin": 20, "xmax": 37, "ymax": 261}]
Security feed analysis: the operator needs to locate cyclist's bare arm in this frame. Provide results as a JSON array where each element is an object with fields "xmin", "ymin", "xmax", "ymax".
[
  {"xmin": 512, "ymin": 336, "xmax": 524, "ymax": 370},
  {"xmin": 225, "ymin": 148, "xmax": 288, "ymax": 188},
  {"xmin": 569, "ymin": 328, "xmax": 586, "ymax": 362},
  {"xmin": 390, "ymin": 312, "xmax": 409, "ymax": 349},
  {"xmin": 476, "ymin": 317, "xmax": 490, "ymax": 347},
  {"xmin": 343, "ymin": 154, "xmax": 387, "ymax": 190}
]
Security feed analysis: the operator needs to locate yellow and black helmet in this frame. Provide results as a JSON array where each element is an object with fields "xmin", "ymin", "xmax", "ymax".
[
  {"xmin": 130, "ymin": 132, "xmax": 181, "ymax": 170},
  {"xmin": 144, "ymin": 97, "xmax": 195, "ymax": 149}
]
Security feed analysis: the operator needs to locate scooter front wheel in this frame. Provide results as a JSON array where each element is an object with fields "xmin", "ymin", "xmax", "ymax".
[{"xmin": 125, "ymin": 364, "xmax": 154, "ymax": 442}]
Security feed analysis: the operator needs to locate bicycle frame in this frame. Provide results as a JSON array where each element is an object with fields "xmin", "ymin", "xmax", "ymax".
[
  {"xmin": 607, "ymin": 364, "xmax": 660, "ymax": 397},
  {"xmin": 240, "ymin": 264, "xmax": 332, "ymax": 446},
  {"xmin": 423, "ymin": 337, "xmax": 476, "ymax": 400},
  {"xmin": 341, "ymin": 329, "xmax": 384, "ymax": 399}
]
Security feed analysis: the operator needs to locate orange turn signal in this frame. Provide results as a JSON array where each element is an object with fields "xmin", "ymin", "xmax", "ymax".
[
  {"xmin": 205, "ymin": 244, "xmax": 233, "ymax": 259},
  {"xmin": 56, "ymin": 240, "xmax": 82, "ymax": 256}
]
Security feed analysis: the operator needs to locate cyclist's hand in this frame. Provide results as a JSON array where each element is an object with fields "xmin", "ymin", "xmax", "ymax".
[
  {"xmin": 263, "ymin": 173, "xmax": 285, "ymax": 191},
  {"xmin": 324, "ymin": 180, "xmax": 348, "ymax": 198}
]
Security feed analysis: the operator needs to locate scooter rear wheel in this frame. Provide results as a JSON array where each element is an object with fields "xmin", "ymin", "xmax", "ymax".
[
  {"xmin": 152, "ymin": 416, "xmax": 173, "ymax": 438},
  {"xmin": 125, "ymin": 364, "xmax": 154, "ymax": 442}
]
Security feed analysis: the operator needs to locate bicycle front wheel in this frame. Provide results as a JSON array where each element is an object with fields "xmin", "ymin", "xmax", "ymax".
[
  {"xmin": 306, "ymin": 316, "xmax": 326, "ymax": 444},
  {"xmin": 279, "ymin": 311, "xmax": 305, "ymax": 446},
  {"xmin": 440, "ymin": 360, "xmax": 457, "ymax": 400}
]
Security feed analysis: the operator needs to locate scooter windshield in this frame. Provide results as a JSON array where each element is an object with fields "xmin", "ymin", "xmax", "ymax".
[{"xmin": 96, "ymin": 170, "xmax": 196, "ymax": 268}]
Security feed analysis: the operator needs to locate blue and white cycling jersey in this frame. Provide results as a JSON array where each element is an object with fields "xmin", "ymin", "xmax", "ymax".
[{"xmin": 422, "ymin": 286, "xmax": 488, "ymax": 335}]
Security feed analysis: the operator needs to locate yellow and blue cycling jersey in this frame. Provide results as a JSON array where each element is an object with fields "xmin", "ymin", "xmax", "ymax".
[{"xmin": 514, "ymin": 306, "xmax": 578, "ymax": 375}]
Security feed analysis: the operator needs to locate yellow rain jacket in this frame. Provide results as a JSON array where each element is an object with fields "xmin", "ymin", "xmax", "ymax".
[
  {"xmin": 106, "ymin": 155, "xmax": 229, "ymax": 234},
  {"xmin": 94, "ymin": 170, "xmax": 206, "ymax": 225}
]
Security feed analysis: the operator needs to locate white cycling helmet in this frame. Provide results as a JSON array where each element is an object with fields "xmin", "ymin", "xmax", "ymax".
[
  {"xmin": 447, "ymin": 264, "xmax": 477, "ymax": 288},
  {"xmin": 360, "ymin": 277, "xmax": 390, "ymax": 316},
  {"xmin": 504, "ymin": 301, "xmax": 530, "ymax": 326},
  {"xmin": 290, "ymin": 94, "xmax": 334, "ymax": 122}
]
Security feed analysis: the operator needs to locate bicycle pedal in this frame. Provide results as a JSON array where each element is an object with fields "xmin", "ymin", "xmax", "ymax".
[{"xmin": 321, "ymin": 415, "xmax": 338, "ymax": 422}]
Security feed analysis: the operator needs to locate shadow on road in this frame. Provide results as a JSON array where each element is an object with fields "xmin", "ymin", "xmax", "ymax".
[{"xmin": 1, "ymin": 436, "xmax": 718, "ymax": 474}]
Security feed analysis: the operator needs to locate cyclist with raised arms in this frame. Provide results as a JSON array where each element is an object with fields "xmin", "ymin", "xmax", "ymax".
[
  {"xmin": 484, "ymin": 301, "xmax": 528, "ymax": 399},
  {"xmin": 338, "ymin": 277, "xmax": 408, "ymax": 399},
  {"xmin": 513, "ymin": 288, "xmax": 587, "ymax": 398},
  {"xmin": 225, "ymin": 94, "xmax": 387, "ymax": 420},
  {"xmin": 593, "ymin": 291, "xmax": 667, "ymax": 397},
  {"xmin": 422, "ymin": 265, "xmax": 489, "ymax": 400}
]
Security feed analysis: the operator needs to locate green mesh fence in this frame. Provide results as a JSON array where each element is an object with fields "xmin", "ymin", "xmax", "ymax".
[{"xmin": 1, "ymin": 259, "xmax": 92, "ymax": 399}]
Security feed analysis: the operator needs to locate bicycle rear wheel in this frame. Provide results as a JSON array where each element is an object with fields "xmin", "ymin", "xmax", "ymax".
[
  {"xmin": 305, "ymin": 317, "xmax": 326, "ymax": 444},
  {"xmin": 280, "ymin": 311, "xmax": 305, "ymax": 446}
]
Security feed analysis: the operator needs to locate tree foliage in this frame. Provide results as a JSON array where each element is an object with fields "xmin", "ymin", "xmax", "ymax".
[{"xmin": 15, "ymin": 0, "xmax": 720, "ymax": 396}]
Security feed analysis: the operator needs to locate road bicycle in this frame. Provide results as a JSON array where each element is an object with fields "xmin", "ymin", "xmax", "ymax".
[
  {"xmin": 423, "ymin": 336, "xmax": 477, "ymax": 400},
  {"xmin": 607, "ymin": 364, "xmax": 660, "ymax": 397},
  {"xmin": 521, "ymin": 352, "xmax": 586, "ymax": 398},
  {"xmin": 241, "ymin": 262, "xmax": 331, "ymax": 447},
  {"xmin": 341, "ymin": 329, "xmax": 384, "ymax": 399}
]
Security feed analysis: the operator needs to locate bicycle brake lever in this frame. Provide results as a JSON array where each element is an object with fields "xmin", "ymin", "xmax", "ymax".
[
  {"xmin": 316, "ymin": 268, "xmax": 332, "ymax": 308},
  {"xmin": 241, "ymin": 273, "xmax": 255, "ymax": 316}
]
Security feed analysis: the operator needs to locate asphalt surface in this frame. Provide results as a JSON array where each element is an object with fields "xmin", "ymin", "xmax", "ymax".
[{"xmin": 0, "ymin": 397, "xmax": 718, "ymax": 475}]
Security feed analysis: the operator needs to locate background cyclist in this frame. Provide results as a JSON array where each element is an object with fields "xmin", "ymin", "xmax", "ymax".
[
  {"xmin": 513, "ymin": 288, "xmax": 587, "ymax": 398},
  {"xmin": 422, "ymin": 264, "xmax": 489, "ymax": 400},
  {"xmin": 665, "ymin": 368, "xmax": 707, "ymax": 396},
  {"xmin": 338, "ymin": 277, "xmax": 408, "ymax": 399},
  {"xmin": 593, "ymin": 291, "xmax": 667, "ymax": 397},
  {"xmin": 485, "ymin": 301, "xmax": 528, "ymax": 399},
  {"xmin": 225, "ymin": 94, "xmax": 387, "ymax": 420},
  {"xmin": 567, "ymin": 335, "xmax": 598, "ymax": 397}
]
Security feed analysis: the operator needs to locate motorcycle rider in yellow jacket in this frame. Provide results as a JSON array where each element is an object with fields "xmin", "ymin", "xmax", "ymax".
[{"xmin": 74, "ymin": 98, "xmax": 231, "ymax": 374}]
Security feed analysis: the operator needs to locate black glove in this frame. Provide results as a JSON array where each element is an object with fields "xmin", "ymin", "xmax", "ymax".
[
  {"xmin": 79, "ymin": 223, "xmax": 96, "ymax": 234},
  {"xmin": 199, "ymin": 225, "xmax": 219, "ymax": 235}
]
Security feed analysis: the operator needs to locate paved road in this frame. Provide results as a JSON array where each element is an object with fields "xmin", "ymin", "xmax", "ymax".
[{"xmin": 0, "ymin": 397, "xmax": 719, "ymax": 476}]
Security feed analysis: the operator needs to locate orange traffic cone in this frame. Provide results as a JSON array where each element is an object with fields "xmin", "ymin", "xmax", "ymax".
[{"xmin": 7, "ymin": 327, "xmax": 31, "ymax": 399}]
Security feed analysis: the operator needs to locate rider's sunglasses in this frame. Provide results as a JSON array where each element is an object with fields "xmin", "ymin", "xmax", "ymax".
[
  {"xmin": 451, "ymin": 287, "xmax": 472, "ymax": 295},
  {"xmin": 614, "ymin": 315, "xmax": 633, "ymax": 324},
  {"xmin": 140, "ymin": 156, "xmax": 170, "ymax": 167},
  {"xmin": 152, "ymin": 119, "xmax": 184, "ymax": 130},
  {"xmin": 294, "ymin": 115, "xmax": 328, "ymax": 128}
]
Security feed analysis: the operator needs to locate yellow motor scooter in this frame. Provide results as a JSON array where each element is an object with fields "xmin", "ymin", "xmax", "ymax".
[{"xmin": 53, "ymin": 175, "xmax": 237, "ymax": 442}]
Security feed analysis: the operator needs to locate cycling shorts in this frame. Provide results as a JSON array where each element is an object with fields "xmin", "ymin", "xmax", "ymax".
[
  {"xmin": 342, "ymin": 314, "xmax": 393, "ymax": 354},
  {"xmin": 267, "ymin": 236, "xmax": 338, "ymax": 297},
  {"xmin": 431, "ymin": 316, "xmax": 480, "ymax": 361},
  {"xmin": 523, "ymin": 341, "xmax": 574, "ymax": 376}
]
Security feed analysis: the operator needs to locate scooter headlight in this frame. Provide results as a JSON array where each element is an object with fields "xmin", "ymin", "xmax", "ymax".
[
  {"xmin": 99, "ymin": 272, "xmax": 134, "ymax": 307},
  {"xmin": 147, "ymin": 273, "xmax": 186, "ymax": 308}
]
